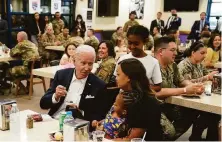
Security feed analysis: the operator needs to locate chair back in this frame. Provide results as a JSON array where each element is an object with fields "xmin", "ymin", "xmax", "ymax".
[
  {"xmin": 28, "ymin": 56, "xmax": 43, "ymax": 75},
  {"xmin": 49, "ymin": 60, "xmax": 60, "ymax": 66}
]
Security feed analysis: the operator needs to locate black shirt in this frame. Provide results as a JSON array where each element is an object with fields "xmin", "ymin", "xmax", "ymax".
[{"xmin": 127, "ymin": 95, "xmax": 162, "ymax": 141}]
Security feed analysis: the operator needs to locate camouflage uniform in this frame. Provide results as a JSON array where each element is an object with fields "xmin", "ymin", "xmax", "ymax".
[
  {"xmin": 111, "ymin": 32, "xmax": 126, "ymax": 45},
  {"xmin": 56, "ymin": 33, "xmax": 71, "ymax": 46},
  {"xmin": 9, "ymin": 40, "xmax": 39, "ymax": 78},
  {"xmin": 84, "ymin": 35, "xmax": 100, "ymax": 52},
  {"xmin": 95, "ymin": 56, "xmax": 116, "ymax": 84},
  {"xmin": 52, "ymin": 19, "xmax": 64, "ymax": 36},
  {"xmin": 39, "ymin": 33, "xmax": 58, "ymax": 60},
  {"xmin": 178, "ymin": 58, "xmax": 209, "ymax": 80},
  {"xmin": 144, "ymin": 35, "xmax": 154, "ymax": 50},
  {"xmin": 160, "ymin": 62, "xmax": 199, "ymax": 141},
  {"xmin": 65, "ymin": 36, "xmax": 84, "ymax": 47},
  {"xmin": 123, "ymin": 20, "xmax": 139, "ymax": 32}
]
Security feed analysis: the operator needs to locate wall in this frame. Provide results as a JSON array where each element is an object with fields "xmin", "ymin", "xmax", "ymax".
[
  {"xmin": 75, "ymin": 0, "xmax": 162, "ymax": 30},
  {"xmin": 76, "ymin": 0, "xmax": 208, "ymax": 31},
  {"xmin": 161, "ymin": 0, "xmax": 208, "ymax": 31}
]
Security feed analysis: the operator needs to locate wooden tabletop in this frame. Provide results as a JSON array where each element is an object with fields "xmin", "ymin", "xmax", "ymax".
[
  {"xmin": 165, "ymin": 93, "xmax": 221, "ymax": 115},
  {"xmin": 45, "ymin": 46, "xmax": 64, "ymax": 51}
]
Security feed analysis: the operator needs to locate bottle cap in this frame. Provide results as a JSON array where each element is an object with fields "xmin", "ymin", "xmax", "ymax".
[{"xmin": 66, "ymin": 111, "xmax": 72, "ymax": 115}]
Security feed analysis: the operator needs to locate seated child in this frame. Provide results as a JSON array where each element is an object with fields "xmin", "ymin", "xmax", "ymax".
[
  {"xmin": 59, "ymin": 43, "xmax": 76, "ymax": 68},
  {"xmin": 92, "ymin": 91, "xmax": 140, "ymax": 139}
]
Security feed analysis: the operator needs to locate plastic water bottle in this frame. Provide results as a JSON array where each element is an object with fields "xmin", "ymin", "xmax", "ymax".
[
  {"xmin": 63, "ymin": 111, "xmax": 74, "ymax": 124},
  {"xmin": 9, "ymin": 103, "xmax": 20, "ymax": 134}
]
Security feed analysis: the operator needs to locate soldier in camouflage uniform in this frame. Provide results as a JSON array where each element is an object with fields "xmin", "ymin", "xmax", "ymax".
[
  {"xmin": 94, "ymin": 41, "xmax": 116, "ymax": 84},
  {"xmin": 144, "ymin": 35, "xmax": 154, "ymax": 50},
  {"xmin": 39, "ymin": 26, "xmax": 59, "ymax": 60},
  {"xmin": 177, "ymin": 41, "xmax": 220, "ymax": 141},
  {"xmin": 9, "ymin": 31, "xmax": 39, "ymax": 78},
  {"xmin": 52, "ymin": 12, "xmax": 64, "ymax": 36},
  {"xmin": 56, "ymin": 27, "xmax": 71, "ymax": 46},
  {"xmin": 154, "ymin": 37, "xmax": 205, "ymax": 140},
  {"xmin": 85, "ymin": 29, "xmax": 99, "ymax": 52},
  {"xmin": 123, "ymin": 11, "xmax": 139, "ymax": 32},
  {"xmin": 178, "ymin": 42, "xmax": 218, "ymax": 82},
  {"xmin": 111, "ymin": 26, "xmax": 126, "ymax": 45}
]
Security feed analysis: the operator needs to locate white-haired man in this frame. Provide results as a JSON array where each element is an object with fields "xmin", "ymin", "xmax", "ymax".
[{"xmin": 40, "ymin": 45, "xmax": 115, "ymax": 130}]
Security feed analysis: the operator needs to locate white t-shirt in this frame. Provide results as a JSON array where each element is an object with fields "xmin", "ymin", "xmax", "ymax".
[{"xmin": 114, "ymin": 53, "xmax": 162, "ymax": 85}]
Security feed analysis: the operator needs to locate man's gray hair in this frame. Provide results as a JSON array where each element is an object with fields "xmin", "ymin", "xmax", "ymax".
[
  {"xmin": 75, "ymin": 45, "xmax": 96, "ymax": 60},
  {"xmin": 18, "ymin": 31, "xmax": 28, "ymax": 40}
]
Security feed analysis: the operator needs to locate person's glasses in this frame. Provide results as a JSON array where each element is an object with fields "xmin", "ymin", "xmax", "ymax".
[{"xmin": 162, "ymin": 48, "xmax": 177, "ymax": 53}]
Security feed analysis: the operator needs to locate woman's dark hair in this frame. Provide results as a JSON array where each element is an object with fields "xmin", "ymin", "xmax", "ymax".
[
  {"xmin": 127, "ymin": 25, "xmax": 149, "ymax": 42},
  {"xmin": 207, "ymin": 34, "xmax": 221, "ymax": 51},
  {"xmin": 76, "ymin": 14, "xmax": 84, "ymax": 22},
  {"xmin": 98, "ymin": 40, "xmax": 116, "ymax": 58},
  {"xmin": 183, "ymin": 41, "xmax": 205, "ymax": 57},
  {"xmin": 118, "ymin": 58, "xmax": 152, "ymax": 97},
  {"xmin": 116, "ymin": 26, "xmax": 122, "ymax": 31},
  {"xmin": 64, "ymin": 43, "xmax": 77, "ymax": 57}
]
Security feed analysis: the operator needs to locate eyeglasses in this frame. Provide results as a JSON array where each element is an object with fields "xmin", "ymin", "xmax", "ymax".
[{"xmin": 162, "ymin": 48, "xmax": 177, "ymax": 53}]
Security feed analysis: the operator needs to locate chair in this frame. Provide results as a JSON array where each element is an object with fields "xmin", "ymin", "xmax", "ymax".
[
  {"xmin": 0, "ymin": 62, "xmax": 11, "ymax": 95},
  {"xmin": 28, "ymin": 57, "xmax": 46, "ymax": 99},
  {"xmin": 49, "ymin": 60, "xmax": 60, "ymax": 66},
  {"xmin": 13, "ymin": 57, "xmax": 46, "ymax": 99}
]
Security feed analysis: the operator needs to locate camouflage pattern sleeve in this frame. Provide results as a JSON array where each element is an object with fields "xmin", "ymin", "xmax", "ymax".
[
  {"xmin": 41, "ymin": 34, "xmax": 55, "ymax": 47},
  {"xmin": 95, "ymin": 57, "xmax": 116, "ymax": 83},
  {"xmin": 178, "ymin": 60, "xmax": 193, "ymax": 80},
  {"xmin": 56, "ymin": 33, "xmax": 63, "ymax": 42},
  {"xmin": 134, "ymin": 20, "xmax": 139, "ymax": 25},
  {"xmin": 10, "ymin": 43, "xmax": 25, "ymax": 57},
  {"xmin": 123, "ymin": 21, "xmax": 128, "ymax": 32},
  {"xmin": 202, "ymin": 64, "xmax": 209, "ymax": 76},
  {"xmin": 172, "ymin": 63, "xmax": 185, "ymax": 86},
  {"xmin": 91, "ymin": 37, "xmax": 99, "ymax": 51}
]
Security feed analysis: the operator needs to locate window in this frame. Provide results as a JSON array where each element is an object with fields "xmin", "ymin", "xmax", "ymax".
[{"xmin": 208, "ymin": 0, "xmax": 222, "ymax": 29}]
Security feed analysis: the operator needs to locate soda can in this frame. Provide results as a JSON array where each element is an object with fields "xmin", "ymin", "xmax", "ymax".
[{"xmin": 59, "ymin": 112, "xmax": 66, "ymax": 131}]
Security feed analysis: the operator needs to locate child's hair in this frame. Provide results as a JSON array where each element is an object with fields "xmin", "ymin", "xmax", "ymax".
[
  {"xmin": 64, "ymin": 43, "xmax": 77, "ymax": 58},
  {"xmin": 121, "ymin": 90, "xmax": 141, "ymax": 109},
  {"xmin": 127, "ymin": 25, "xmax": 149, "ymax": 43}
]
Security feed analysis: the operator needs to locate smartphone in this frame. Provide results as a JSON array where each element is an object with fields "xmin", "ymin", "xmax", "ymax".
[{"xmin": 182, "ymin": 95, "xmax": 200, "ymax": 99}]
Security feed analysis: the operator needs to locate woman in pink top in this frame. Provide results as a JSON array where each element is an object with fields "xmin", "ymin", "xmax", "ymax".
[{"xmin": 59, "ymin": 43, "xmax": 76, "ymax": 68}]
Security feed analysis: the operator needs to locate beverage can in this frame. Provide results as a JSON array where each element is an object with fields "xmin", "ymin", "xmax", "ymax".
[{"xmin": 59, "ymin": 112, "xmax": 66, "ymax": 131}]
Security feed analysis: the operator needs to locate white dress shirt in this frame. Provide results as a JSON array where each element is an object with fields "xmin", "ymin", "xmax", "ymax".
[{"xmin": 52, "ymin": 71, "xmax": 88, "ymax": 119}]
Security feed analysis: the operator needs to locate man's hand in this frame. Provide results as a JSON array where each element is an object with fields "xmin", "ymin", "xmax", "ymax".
[
  {"xmin": 185, "ymin": 83, "xmax": 204, "ymax": 95},
  {"xmin": 55, "ymin": 41, "xmax": 61, "ymax": 46},
  {"xmin": 208, "ymin": 71, "xmax": 219, "ymax": 80},
  {"xmin": 55, "ymin": 85, "xmax": 67, "ymax": 101}
]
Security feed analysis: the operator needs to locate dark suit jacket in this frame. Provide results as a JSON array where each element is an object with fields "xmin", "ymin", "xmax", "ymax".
[
  {"xmin": 188, "ymin": 20, "xmax": 210, "ymax": 40},
  {"xmin": 40, "ymin": 68, "xmax": 116, "ymax": 123},
  {"xmin": 150, "ymin": 19, "xmax": 164, "ymax": 35},
  {"xmin": 28, "ymin": 16, "xmax": 45, "ymax": 36},
  {"xmin": 165, "ymin": 16, "xmax": 182, "ymax": 33}
]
